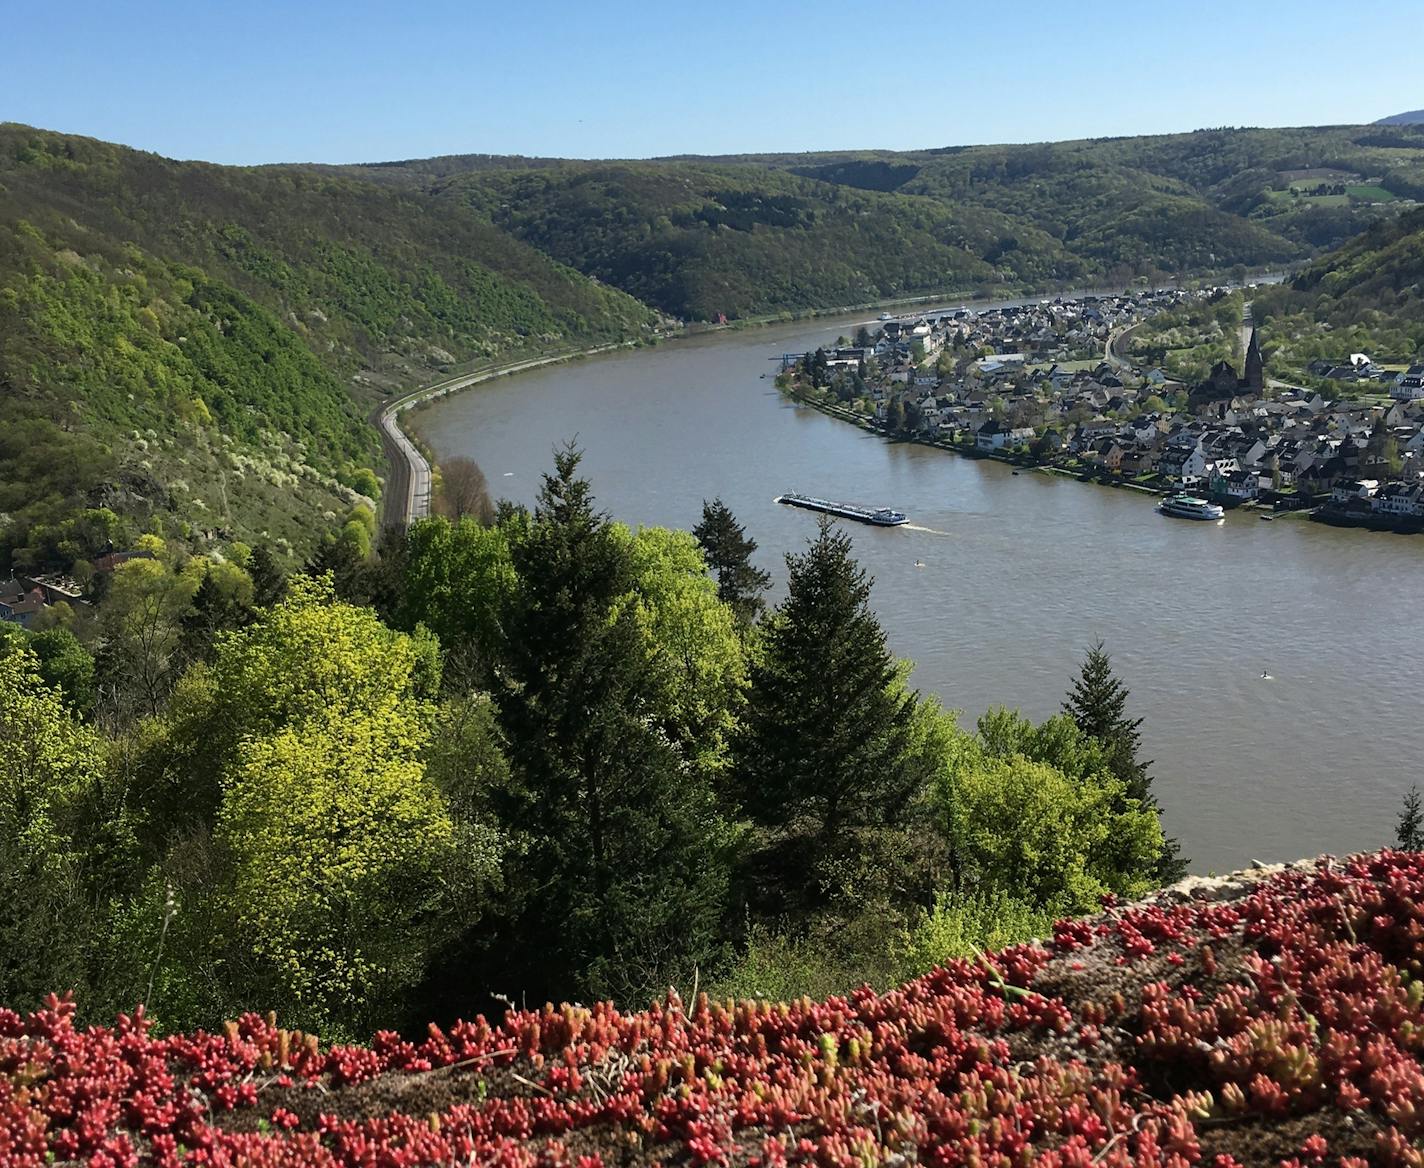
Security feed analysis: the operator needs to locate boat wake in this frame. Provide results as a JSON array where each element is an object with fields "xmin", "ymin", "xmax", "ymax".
[{"xmin": 902, "ymin": 523, "xmax": 951, "ymax": 536}]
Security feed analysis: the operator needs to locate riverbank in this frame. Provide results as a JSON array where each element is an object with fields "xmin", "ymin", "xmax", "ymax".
[
  {"xmin": 778, "ymin": 385, "xmax": 1346, "ymax": 519},
  {"xmin": 693, "ymin": 265, "xmax": 1289, "ymax": 338},
  {"xmin": 378, "ymin": 339, "xmax": 654, "ymax": 527}
]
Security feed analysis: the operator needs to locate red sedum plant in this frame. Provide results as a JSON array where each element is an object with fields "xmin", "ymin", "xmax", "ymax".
[{"xmin": 7, "ymin": 852, "xmax": 1424, "ymax": 1166}]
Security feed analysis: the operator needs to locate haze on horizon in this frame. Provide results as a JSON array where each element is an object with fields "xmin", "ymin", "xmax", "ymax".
[{"xmin": 5, "ymin": 0, "xmax": 1420, "ymax": 166}]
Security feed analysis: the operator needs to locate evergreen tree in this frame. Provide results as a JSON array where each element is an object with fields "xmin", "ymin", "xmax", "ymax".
[
  {"xmin": 734, "ymin": 518, "xmax": 925, "ymax": 914},
  {"xmin": 179, "ymin": 568, "xmax": 250, "ymax": 664},
  {"xmin": 248, "ymin": 544, "xmax": 287, "ymax": 608},
  {"xmin": 304, "ymin": 536, "xmax": 368, "ymax": 604},
  {"xmin": 1397, "ymin": 786, "xmax": 1424, "ymax": 851},
  {"xmin": 693, "ymin": 498, "xmax": 771, "ymax": 627},
  {"xmin": 1064, "ymin": 641, "xmax": 1187, "ymax": 883},
  {"xmin": 490, "ymin": 444, "xmax": 731, "ymax": 1002}
]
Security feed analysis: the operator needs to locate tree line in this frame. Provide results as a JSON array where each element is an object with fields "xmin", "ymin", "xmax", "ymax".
[{"xmin": 1, "ymin": 445, "xmax": 1184, "ymax": 1039}]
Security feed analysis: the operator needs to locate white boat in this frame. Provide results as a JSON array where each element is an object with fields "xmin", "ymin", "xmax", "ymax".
[{"xmin": 1157, "ymin": 493, "xmax": 1225, "ymax": 521}]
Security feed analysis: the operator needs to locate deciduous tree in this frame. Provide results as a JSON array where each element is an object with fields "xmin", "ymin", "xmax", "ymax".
[{"xmin": 438, "ymin": 456, "xmax": 495, "ymax": 524}]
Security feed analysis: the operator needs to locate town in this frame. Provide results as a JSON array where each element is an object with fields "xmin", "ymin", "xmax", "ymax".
[{"xmin": 779, "ymin": 289, "xmax": 1424, "ymax": 530}]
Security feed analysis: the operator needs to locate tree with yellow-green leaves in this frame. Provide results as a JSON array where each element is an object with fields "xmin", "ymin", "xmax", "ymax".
[
  {"xmin": 0, "ymin": 648, "xmax": 107, "ymax": 1010},
  {"xmin": 215, "ymin": 705, "xmax": 461, "ymax": 1035},
  {"xmin": 131, "ymin": 578, "xmax": 488, "ymax": 1035},
  {"xmin": 615, "ymin": 524, "xmax": 747, "ymax": 778}
]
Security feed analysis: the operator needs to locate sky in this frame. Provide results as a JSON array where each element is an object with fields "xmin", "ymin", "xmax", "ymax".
[{"xmin": 5, "ymin": 0, "xmax": 1421, "ymax": 165}]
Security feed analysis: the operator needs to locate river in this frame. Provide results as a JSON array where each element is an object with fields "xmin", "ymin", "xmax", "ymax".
[{"xmin": 416, "ymin": 308, "xmax": 1424, "ymax": 875}]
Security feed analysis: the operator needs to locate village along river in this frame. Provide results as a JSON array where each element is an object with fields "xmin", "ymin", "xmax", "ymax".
[{"xmin": 417, "ymin": 307, "xmax": 1424, "ymax": 876}]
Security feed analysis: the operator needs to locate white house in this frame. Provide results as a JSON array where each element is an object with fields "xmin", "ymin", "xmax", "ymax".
[
  {"xmin": 1392, "ymin": 366, "xmax": 1424, "ymax": 402},
  {"xmin": 1159, "ymin": 441, "xmax": 1206, "ymax": 484},
  {"xmin": 1373, "ymin": 482, "xmax": 1424, "ymax": 517},
  {"xmin": 975, "ymin": 420, "xmax": 1012, "ymax": 450},
  {"xmin": 1331, "ymin": 479, "xmax": 1380, "ymax": 504}
]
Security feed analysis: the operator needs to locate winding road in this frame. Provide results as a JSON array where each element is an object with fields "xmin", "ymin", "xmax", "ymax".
[{"xmin": 376, "ymin": 344, "xmax": 637, "ymax": 529}]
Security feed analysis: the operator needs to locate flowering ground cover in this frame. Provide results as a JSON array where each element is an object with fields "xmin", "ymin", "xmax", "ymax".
[{"xmin": 6, "ymin": 851, "xmax": 1424, "ymax": 1167}]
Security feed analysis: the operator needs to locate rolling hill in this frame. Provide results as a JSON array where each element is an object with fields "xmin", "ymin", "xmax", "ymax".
[
  {"xmin": 0, "ymin": 125, "xmax": 658, "ymax": 572},
  {"xmin": 352, "ymin": 124, "xmax": 1424, "ymax": 319},
  {"xmin": 6, "ymin": 120, "xmax": 1424, "ymax": 574}
]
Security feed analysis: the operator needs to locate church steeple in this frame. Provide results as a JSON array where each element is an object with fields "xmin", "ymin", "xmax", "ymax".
[{"xmin": 1244, "ymin": 327, "xmax": 1264, "ymax": 392}]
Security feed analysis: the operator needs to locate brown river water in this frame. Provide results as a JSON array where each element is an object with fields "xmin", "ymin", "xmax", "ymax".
[{"xmin": 418, "ymin": 308, "xmax": 1424, "ymax": 875}]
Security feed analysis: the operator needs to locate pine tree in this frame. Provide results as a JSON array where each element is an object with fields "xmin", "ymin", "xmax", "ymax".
[
  {"xmin": 1397, "ymin": 786, "xmax": 1424, "ymax": 851},
  {"xmin": 693, "ymin": 498, "xmax": 771, "ymax": 627},
  {"xmin": 304, "ymin": 537, "xmax": 368, "ymax": 605},
  {"xmin": 736, "ymin": 517, "xmax": 924, "ymax": 857},
  {"xmin": 178, "ymin": 569, "xmax": 249, "ymax": 664},
  {"xmin": 491, "ymin": 444, "xmax": 731, "ymax": 1002},
  {"xmin": 248, "ymin": 544, "xmax": 287, "ymax": 609},
  {"xmin": 1064, "ymin": 640, "xmax": 1187, "ymax": 883}
]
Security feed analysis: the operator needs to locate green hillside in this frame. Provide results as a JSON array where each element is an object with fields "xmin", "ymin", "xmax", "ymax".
[
  {"xmin": 440, "ymin": 162, "xmax": 1080, "ymax": 319},
  {"xmin": 0, "ymin": 125, "xmax": 658, "ymax": 573},
  {"xmin": 340, "ymin": 124, "xmax": 1424, "ymax": 320},
  {"xmin": 1252, "ymin": 206, "xmax": 1424, "ymax": 371},
  {"xmin": 6, "ymin": 121, "xmax": 1424, "ymax": 572}
]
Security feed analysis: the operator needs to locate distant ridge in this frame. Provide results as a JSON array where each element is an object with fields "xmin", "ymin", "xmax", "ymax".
[{"xmin": 1376, "ymin": 109, "xmax": 1424, "ymax": 125}]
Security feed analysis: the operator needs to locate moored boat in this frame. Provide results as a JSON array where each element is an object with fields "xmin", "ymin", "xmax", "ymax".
[{"xmin": 1157, "ymin": 493, "xmax": 1225, "ymax": 521}]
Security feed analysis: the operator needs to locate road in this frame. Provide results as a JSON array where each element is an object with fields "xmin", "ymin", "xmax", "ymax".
[
  {"xmin": 1104, "ymin": 322, "xmax": 1143, "ymax": 371},
  {"xmin": 376, "ymin": 344, "xmax": 635, "ymax": 529}
]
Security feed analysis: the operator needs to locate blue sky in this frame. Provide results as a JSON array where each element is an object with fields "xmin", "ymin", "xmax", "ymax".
[{"xmin": 5, "ymin": 0, "xmax": 1420, "ymax": 164}]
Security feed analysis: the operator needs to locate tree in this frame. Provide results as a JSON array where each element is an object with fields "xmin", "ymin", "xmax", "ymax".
[
  {"xmin": 178, "ymin": 566, "xmax": 252, "ymax": 665},
  {"xmin": 488, "ymin": 445, "xmax": 732, "ymax": 1002},
  {"xmin": 0, "ymin": 649, "xmax": 106, "ymax": 1011},
  {"xmin": 438, "ymin": 456, "xmax": 495, "ymax": 524},
  {"xmin": 1397, "ymin": 786, "xmax": 1424, "ymax": 851},
  {"xmin": 215, "ymin": 705, "xmax": 462, "ymax": 1036},
  {"xmin": 734, "ymin": 518, "xmax": 926, "ymax": 916},
  {"xmin": 97, "ymin": 552, "xmax": 203, "ymax": 719},
  {"xmin": 617, "ymin": 524, "xmax": 747, "ymax": 774},
  {"xmin": 946, "ymin": 751, "xmax": 1162, "ymax": 914},
  {"xmin": 304, "ymin": 535, "xmax": 368, "ymax": 604},
  {"xmin": 20, "ymin": 627, "xmax": 96, "ymax": 717},
  {"xmin": 692, "ymin": 497, "xmax": 771, "ymax": 627},
  {"xmin": 1063, "ymin": 641, "xmax": 1187, "ymax": 882},
  {"xmin": 247, "ymin": 544, "xmax": 287, "ymax": 608},
  {"xmin": 136, "ymin": 579, "xmax": 474, "ymax": 1034},
  {"xmin": 400, "ymin": 515, "xmax": 517, "ymax": 684}
]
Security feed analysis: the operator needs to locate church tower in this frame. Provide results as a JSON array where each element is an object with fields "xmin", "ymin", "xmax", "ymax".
[{"xmin": 1244, "ymin": 327, "xmax": 1264, "ymax": 393}]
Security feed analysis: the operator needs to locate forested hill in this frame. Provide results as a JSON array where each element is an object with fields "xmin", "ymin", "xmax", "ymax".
[
  {"xmin": 1251, "ymin": 205, "xmax": 1424, "ymax": 371},
  {"xmin": 8, "ymin": 120, "xmax": 1424, "ymax": 573},
  {"xmin": 0, "ymin": 124, "xmax": 658, "ymax": 573},
  {"xmin": 345, "ymin": 124, "xmax": 1424, "ymax": 319}
]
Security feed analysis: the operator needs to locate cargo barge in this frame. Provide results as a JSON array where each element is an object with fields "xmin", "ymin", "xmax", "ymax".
[{"xmin": 777, "ymin": 493, "xmax": 908, "ymax": 526}]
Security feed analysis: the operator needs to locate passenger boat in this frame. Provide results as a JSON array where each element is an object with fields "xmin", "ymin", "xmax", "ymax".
[
  {"xmin": 777, "ymin": 493, "xmax": 908, "ymax": 526},
  {"xmin": 1157, "ymin": 493, "xmax": 1225, "ymax": 521}
]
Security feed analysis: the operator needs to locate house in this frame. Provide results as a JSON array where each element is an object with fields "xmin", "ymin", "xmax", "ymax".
[
  {"xmin": 1158, "ymin": 441, "xmax": 1206, "ymax": 485},
  {"xmin": 1214, "ymin": 467, "xmax": 1261, "ymax": 503},
  {"xmin": 975, "ymin": 419, "xmax": 1013, "ymax": 451},
  {"xmin": 1331, "ymin": 479, "xmax": 1380, "ymax": 504},
  {"xmin": 1373, "ymin": 481, "xmax": 1424, "ymax": 517},
  {"xmin": 20, "ymin": 574, "xmax": 82, "ymax": 606},
  {"xmin": 0, "ymin": 582, "xmax": 47, "ymax": 628},
  {"xmin": 1392, "ymin": 366, "xmax": 1424, "ymax": 402},
  {"xmin": 1089, "ymin": 440, "xmax": 1126, "ymax": 472}
]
